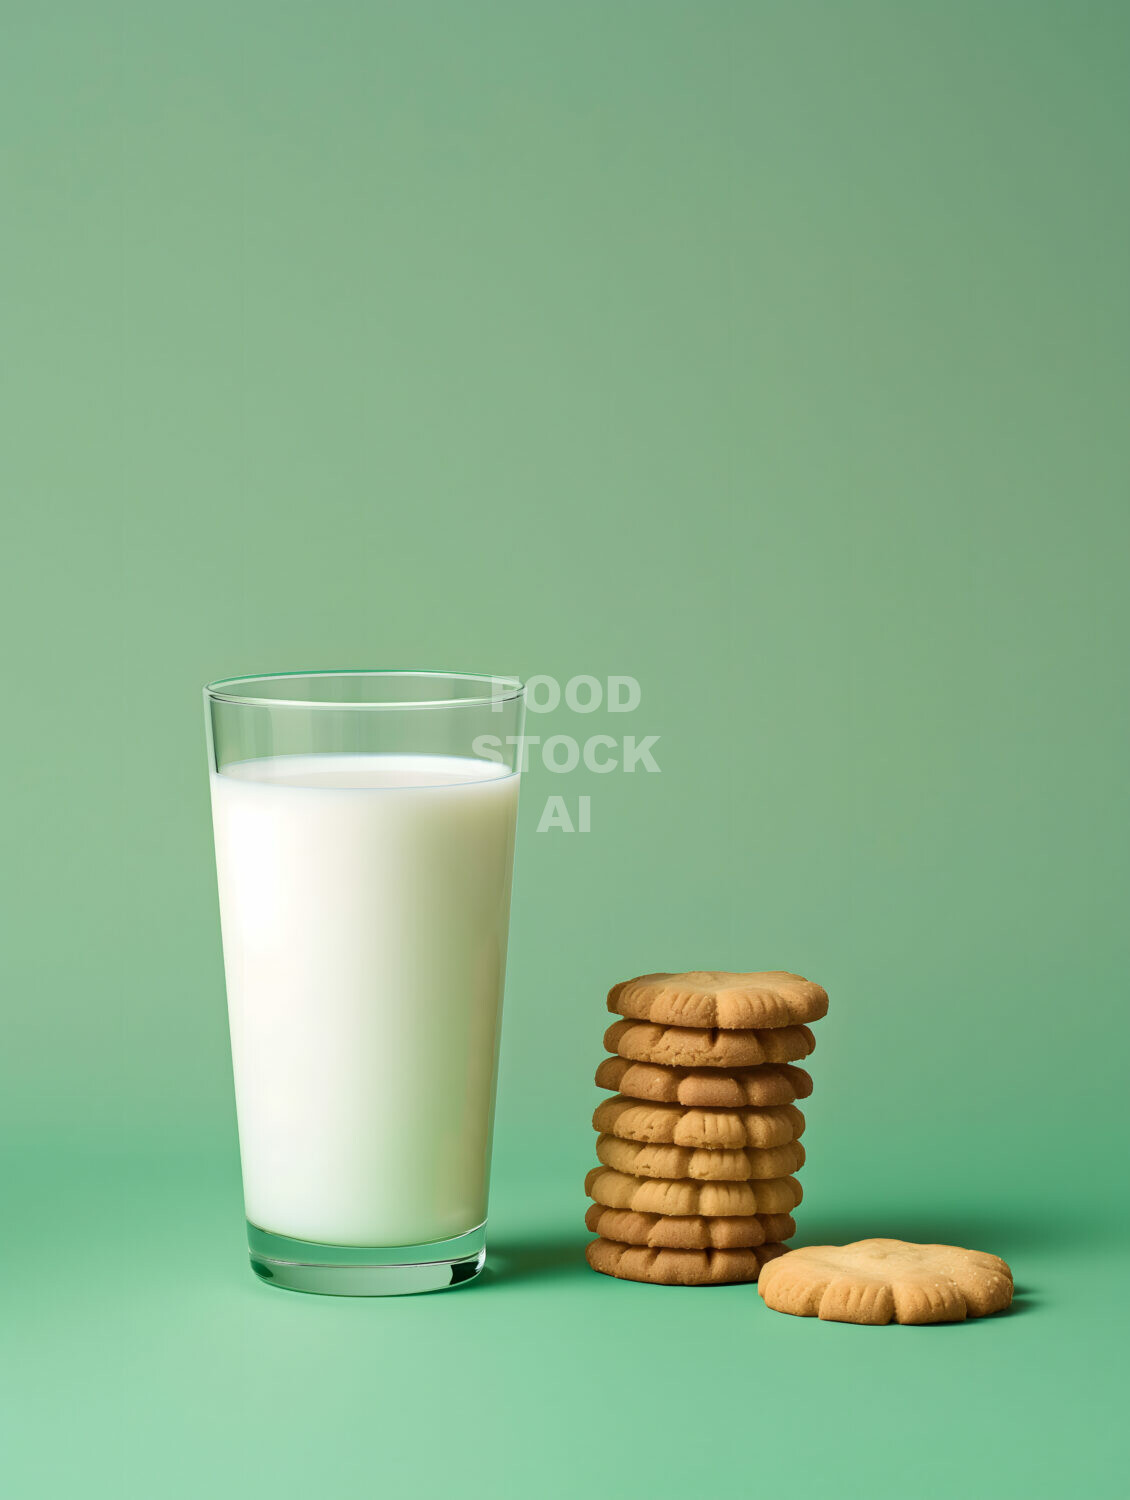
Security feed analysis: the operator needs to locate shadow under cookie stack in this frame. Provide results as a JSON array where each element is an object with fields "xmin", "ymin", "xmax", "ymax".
[{"xmin": 586, "ymin": 971, "xmax": 829, "ymax": 1286}]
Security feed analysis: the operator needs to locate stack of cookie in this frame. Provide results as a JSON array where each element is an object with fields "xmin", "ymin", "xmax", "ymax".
[{"xmin": 586, "ymin": 971, "xmax": 828, "ymax": 1286}]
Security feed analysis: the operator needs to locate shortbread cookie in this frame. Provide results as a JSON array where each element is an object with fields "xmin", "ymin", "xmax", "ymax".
[
  {"xmin": 604, "ymin": 1019, "xmax": 815, "ymax": 1069},
  {"xmin": 586, "ymin": 1237, "xmax": 788, "ymax": 1285},
  {"xmin": 758, "ymin": 1239, "xmax": 1014, "ymax": 1324},
  {"xmin": 596, "ymin": 1133, "xmax": 806, "ymax": 1182},
  {"xmin": 609, "ymin": 971, "xmax": 828, "ymax": 1029},
  {"xmin": 596, "ymin": 1056, "xmax": 813, "ymax": 1107},
  {"xmin": 585, "ymin": 1165, "xmax": 803, "ymax": 1217},
  {"xmin": 584, "ymin": 1202, "xmax": 796, "ymax": 1250},
  {"xmin": 593, "ymin": 1095, "xmax": 805, "ymax": 1150}
]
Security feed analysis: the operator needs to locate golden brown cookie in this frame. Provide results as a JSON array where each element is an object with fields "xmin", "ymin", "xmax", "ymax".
[
  {"xmin": 758, "ymin": 1239, "xmax": 1014, "ymax": 1324},
  {"xmin": 584, "ymin": 1202, "xmax": 796, "ymax": 1250},
  {"xmin": 596, "ymin": 1056, "xmax": 813, "ymax": 1107},
  {"xmin": 596, "ymin": 1133, "xmax": 806, "ymax": 1182},
  {"xmin": 604, "ymin": 1019, "xmax": 815, "ymax": 1069},
  {"xmin": 585, "ymin": 1165, "xmax": 803, "ymax": 1217},
  {"xmin": 586, "ymin": 1237, "xmax": 788, "ymax": 1285},
  {"xmin": 608, "ymin": 971, "xmax": 828, "ymax": 1029},
  {"xmin": 593, "ymin": 1095, "xmax": 805, "ymax": 1150}
]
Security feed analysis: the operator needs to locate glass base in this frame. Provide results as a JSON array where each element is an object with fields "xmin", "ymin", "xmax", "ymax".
[{"xmin": 246, "ymin": 1221, "xmax": 487, "ymax": 1296}]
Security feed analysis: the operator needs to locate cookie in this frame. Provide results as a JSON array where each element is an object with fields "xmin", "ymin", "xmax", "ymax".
[
  {"xmin": 604, "ymin": 1019, "xmax": 815, "ymax": 1069},
  {"xmin": 758, "ymin": 1239, "xmax": 1014, "ymax": 1324},
  {"xmin": 596, "ymin": 1056, "xmax": 814, "ymax": 1107},
  {"xmin": 584, "ymin": 1202, "xmax": 796, "ymax": 1250},
  {"xmin": 586, "ymin": 1237, "xmax": 789, "ymax": 1285},
  {"xmin": 596, "ymin": 1133, "xmax": 806, "ymax": 1182},
  {"xmin": 608, "ymin": 971, "xmax": 828, "ymax": 1029},
  {"xmin": 585, "ymin": 1165, "xmax": 803, "ymax": 1217},
  {"xmin": 593, "ymin": 1095, "xmax": 805, "ymax": 1150}
]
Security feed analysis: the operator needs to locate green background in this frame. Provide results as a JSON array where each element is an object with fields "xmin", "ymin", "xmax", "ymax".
[{"xmin": 3, "ymin": 1, "xmax": 1127, "ymax": 1494}]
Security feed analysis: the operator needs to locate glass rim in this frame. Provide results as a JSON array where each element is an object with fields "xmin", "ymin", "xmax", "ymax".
[{"xmin": 203, "ymin": 669, "xmax": 524, "ymax": 711}]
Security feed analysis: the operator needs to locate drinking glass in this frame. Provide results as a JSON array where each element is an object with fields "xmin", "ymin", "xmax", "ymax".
[{"xmin": 204, "ymin": 670, "xmax": 524, "ymax": 1295}]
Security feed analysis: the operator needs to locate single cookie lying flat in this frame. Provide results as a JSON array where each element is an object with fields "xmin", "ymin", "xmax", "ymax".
[
  {"xmin": 593, "ymin": 1095, "xmax": 805, "ymax": 1150},
  {"xmin": 586, "ymin": 1165, "xmax": 803, "ymax": 1217},
  {"xmin": 604, "ymin": 1019, "xmax": 815, "ymax": 1069},
  {"xmin": 758, "ymin": 1239, "xmax": 1014, "ymax": 1324},
  {"xmin": 596, "ymin": 1132, "xmax": 806, "ymax": 1183},
  {"xmin": 608, "ymin": 971, "xmax": 828, "ymax": 1029},
  {"xmin": 596, "ymin": 1056, "xmax": 813, "ymax": 1107},
  {"xmin": 584, "ymin": 1202, "xmax": 796, "ymax": 1250},
  {"xmin": 587, "ymin": 1237, "xmax": 788, "ymax": 1285}
]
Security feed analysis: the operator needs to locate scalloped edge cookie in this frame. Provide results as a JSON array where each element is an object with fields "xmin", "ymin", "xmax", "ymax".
[
  {"xmin": 596, "ymin": 1056, "xmax": 814, "ymax": 1107},
  {"xmin": 596, "ymin": 1132, "xmax": 806, "ymax": 1182},
  {"xmin": 758, "ymin": 1239, "xmax": 1014, "ymax": 1324},
  {"xmin": 608, "ymin": 971, "xmax": 828, "ymax": 1029},
  {"xmin": 586, "ymin": 1237, "xmax": 789, "ymax": 1285},
  {"xmin": 585, "ymin": 1164, "xmax": 803, "ymax": 1217},
  {"xmin": 604, "ymin": 1019, "xmax": 815, "ymax": 1068},
  {"xmin": 593, "ymin": 1095, "xmax": 805, "ymax": 1150},
  {"xmin": 584, "ymin": 1203, "xmax": 797, "ymax": 1250}
]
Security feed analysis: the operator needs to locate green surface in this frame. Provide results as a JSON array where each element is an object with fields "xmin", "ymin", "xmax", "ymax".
[
  {"xmin": 6, "ymin": 1149, "xmax": 1127, "ymax": 1497},
  {"xmin": 3, "ymin": 2, "xmax": 1127, "ymax": 1495}
]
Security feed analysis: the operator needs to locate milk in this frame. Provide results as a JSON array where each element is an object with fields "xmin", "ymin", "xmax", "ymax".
[{"xmin": 209, "ymin": 753, "xmax": 520, "ymax": 1247}]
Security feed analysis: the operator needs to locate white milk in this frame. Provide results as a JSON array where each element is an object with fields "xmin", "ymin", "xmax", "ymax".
[{"xmin": 209, "ymin": 753, "xmax": 519, "ymax": 1247}]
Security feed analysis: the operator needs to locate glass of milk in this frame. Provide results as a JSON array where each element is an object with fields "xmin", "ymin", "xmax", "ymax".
[{"xmin": 204, "ymin": 671, "xmax": 524, "ymax": 1295}]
